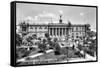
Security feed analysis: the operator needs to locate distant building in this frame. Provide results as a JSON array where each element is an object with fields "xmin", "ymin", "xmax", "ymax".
[{"xmin": 17, "ymin": 15, "xmax": 90, "ymax": 39}]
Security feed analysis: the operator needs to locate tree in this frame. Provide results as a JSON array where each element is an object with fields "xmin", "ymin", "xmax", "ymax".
[
  {"xmin": 87, "ymin": 31, "xmax": 96, "ymax": 38},
  {"xmin": 16, "ymin": 33, "xmax": 22, "ymax": 46},
  {"xmin": 47, "ymin": 37, "xmax": 54, "ymax": 49},
  {"xmin": 45, "ymin": 33, "xmax": 50, "ymax": 38},
  {"xmin": 54, "ymin": 37, "xmax": 58, "ymax": 42},
  {"xmin": 32, "ymin": 34, "xmax": 37, "ymax": 39},
  {"xmin": 41, "ymin": 39, "xmax": 47, "ymax": 53},
  {"xmin": 53, "ymin": 38, "xmax": 61, "ymax": 55}
]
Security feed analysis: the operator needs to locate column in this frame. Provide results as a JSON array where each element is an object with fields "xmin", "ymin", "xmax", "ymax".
[
  {"xmin": 54, "ymin": 28, "xmax": 56, "ymax": 36},
  {"xmin": 62, "ymin": 28, "xmax": 63, "ymax": 36},
  {"xmin": 54, "ymin": 28, "xmax": 55, "ymax": 36},
  {"xmin": 52, "ymin": 28, "xmax": 53, "ymax": 37},
  {"xmin": 56, "ymin": 28, "xmax": 57, "ymax": 36},
  {"xmin": 65, "ymin": 28, "xmax": 66, "ymax": 36},
  {"xmin": 55, "ymin": 28, "xmax": 57, "ymax": 36},
  {"xmin": 49, "ymin": 28, "xmax": 50, "ymax": 35},
  {"xmin": 59, "ymin": 28, "xmax": 60, "ymax": 37}
]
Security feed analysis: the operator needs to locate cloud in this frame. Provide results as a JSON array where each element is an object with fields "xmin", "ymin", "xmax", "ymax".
[
  {"xmin": 80, "ymin": 12, "xmax": 84, "ymax": 16},
  {"xmin": 20, "ymin": 11, "xmax": 59, "ymax": 24},
  {"xmin": 25, "ymin": 12, "xmax": 57, "ymax": 23},
  {"xmin": 34, "ymin": 16, "xmax": 38, "ymax": 20},
  {"xmin": 25, "ymin": 16, "xmax": 34, "ymax": 21},
  {"xmin": 59, "ymin": 10, "xmax": 63, "ymax": 14},
  {"xmin": 37, "ymin": 12, "xmax": 57, "ymax": 19}
]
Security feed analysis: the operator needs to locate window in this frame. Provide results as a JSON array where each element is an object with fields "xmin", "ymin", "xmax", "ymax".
[
  {"xmin": 83, "ymin": 33, "xmax": 85, "ymax": 36},
  {"xmin": 76, "ymin": 33, "xmax": 78, "ymax": 35},
  {"xmin": 35, "ymin": 27, "xmax": 37, "ymax": 29},
  {"xmin": 30, "ymin": 26, "xmax": 33, "ymax": 29},
  {"xmin": 44, "ymin": 26, "xmax": 47, "ymax": 29},
  {"xmin": 80, "ymin": 27, "xmax": 82, "ymax": 31},
  {"xmin": 78, "ymin": 27, "xmax": 81, "ymax": 31},
  {"xmin": 82, "ymin": 27, "xmax": 84, "ymax": 31},
  {"xmin": 73, "ymin": 27, "xmax": 75, "ymax": 31},
  {"xmin": 72, "ymin": 33, "xmax": 74, "ymax": 36},
  {"xmin": 22, "ymin": 27, "xmax": 27, "ymax": 31},
  {"xmin": 39, "ymin": 26, "xmax": 42, "ymax": 29},
  {"xmin": 72, "ymin": 27, "xmax": 73, "ymax": 32},
  {"xmin": 76, "ymin": 27, "xmax": 78, "ymax": 31}
]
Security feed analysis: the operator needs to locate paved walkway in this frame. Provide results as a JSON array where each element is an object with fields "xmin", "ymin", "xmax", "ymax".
[
  {"xmin": 17, "ymin": 49, "xmax": 96, "ymax": 63},
  {"xmin": 66, "ymin": 53, "xmax": 96, "ymax": 62},
  {"xmin": 17, "ymin": 49, "xmax": 54, "ymax": 62}
]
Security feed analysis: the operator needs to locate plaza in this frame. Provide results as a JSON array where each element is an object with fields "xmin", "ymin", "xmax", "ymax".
[{"xmin": 16, "ymin": 13, "xmax": 97, "ymax": 65}]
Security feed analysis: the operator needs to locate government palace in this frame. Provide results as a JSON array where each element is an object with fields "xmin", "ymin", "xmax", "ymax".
[{"xmin": 17, "ymin": 15, "xmax": 90, "ymax": 40}]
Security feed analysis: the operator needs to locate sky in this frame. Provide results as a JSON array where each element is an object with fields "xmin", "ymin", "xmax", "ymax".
[{"xmin": 16, "ymin": 3, "xmax": 97, "ymax": 31}]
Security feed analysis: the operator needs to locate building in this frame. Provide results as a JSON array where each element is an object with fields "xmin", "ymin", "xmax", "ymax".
[{"xmin": 17, "ymin": 15, "xmax": 90, "ymax": 40}]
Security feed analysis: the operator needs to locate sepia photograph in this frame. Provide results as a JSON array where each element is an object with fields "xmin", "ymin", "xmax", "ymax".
[{"xmin": 15, "ymin": 2, "xmax": 97, "ymax": 66}]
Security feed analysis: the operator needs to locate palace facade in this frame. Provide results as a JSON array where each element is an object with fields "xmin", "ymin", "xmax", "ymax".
[
  {"xmin": 17, "ymin": 23, "xmax": 90, "ymax": 40},
  {"xmin": 17, "ymin": 15, "xmax": 90, "ymax": 40}
]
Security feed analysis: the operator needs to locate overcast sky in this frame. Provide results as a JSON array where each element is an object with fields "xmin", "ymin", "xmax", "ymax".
[{"xmin": 16, "ymin": 3, "xmax": 96, "ymax": 31}]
